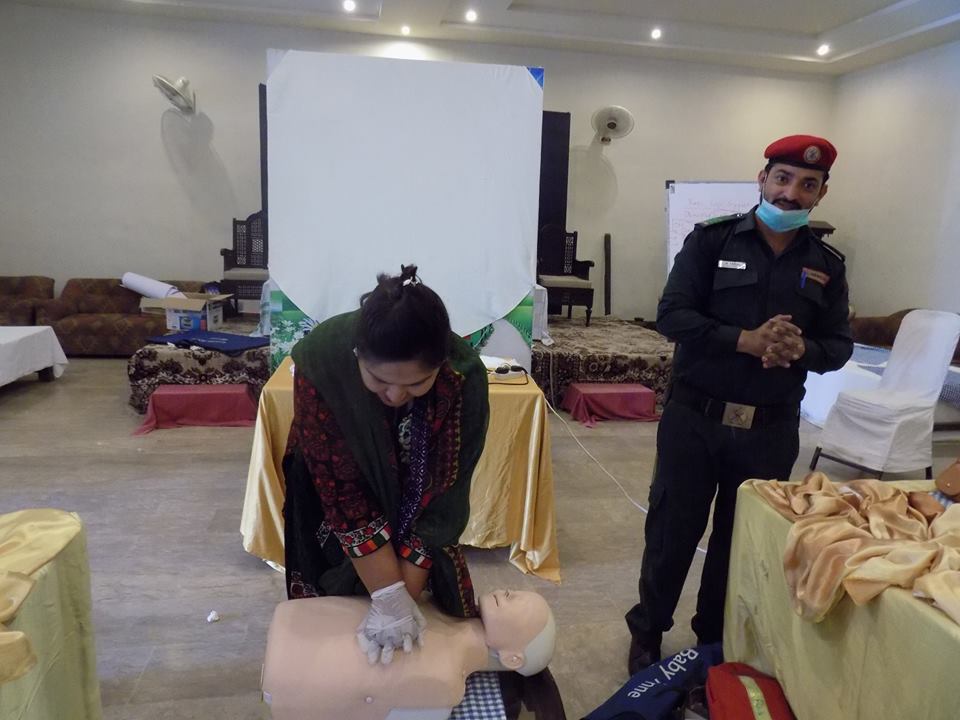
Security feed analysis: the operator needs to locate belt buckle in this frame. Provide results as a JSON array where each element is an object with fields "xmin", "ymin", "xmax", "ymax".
[{"xmin": 721, "ymin": 402, "xmax": 756, "ymax": 429}]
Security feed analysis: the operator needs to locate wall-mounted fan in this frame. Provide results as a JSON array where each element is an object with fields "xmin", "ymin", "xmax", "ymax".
[
  {"xmin": 591, "ymin": 105, "xmax": 635, "ymax": 144},
  {"xmin": 152, "ymin": 75, "xmax": 196, "ymax": 113}
]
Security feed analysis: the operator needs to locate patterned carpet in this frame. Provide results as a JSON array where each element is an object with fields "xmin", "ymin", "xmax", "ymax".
[
  {"xmin": 531, "ymin": 316, "xmax": 675, "ymax": 408},
  {"xmin": 127, "ymin": 319, "xmax": 268, "ymax": 413}
]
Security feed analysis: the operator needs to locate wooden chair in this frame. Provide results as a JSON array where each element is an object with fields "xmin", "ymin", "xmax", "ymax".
[
  {"xmin": 537, "ymin": 226, "xmax": 595, "ymax": 326},
  {"xmin": 220, "ymin": 210, "xmax": 268, "ymax": 314}
]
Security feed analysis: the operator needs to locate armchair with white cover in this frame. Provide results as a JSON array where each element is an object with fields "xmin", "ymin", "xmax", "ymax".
[{"xmin": 810, "ymin": 309, "xmax": 960, "ymax": 479}]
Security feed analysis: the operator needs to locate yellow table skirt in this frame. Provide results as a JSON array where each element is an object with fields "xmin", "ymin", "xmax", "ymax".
[
  {"xmin": 0, "ymin": 509, "xmax": 102, "ymax": 719},
  {"xmin": 724, "ymin": 481, "xmax": 958, "ymax": 719},
  {"xmin": 241, "ymin": 358, "xmax": 560, "ymax": 581}
]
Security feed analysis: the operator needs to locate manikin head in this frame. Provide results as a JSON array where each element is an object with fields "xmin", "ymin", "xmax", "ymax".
[
  {"xmin": 355, "ymin": 264, "xmax": 451, "ymax": 408},
  {"xmin": 936, "ymin": 458, "xmax": 960, "ymax": 499},
  {"xmin": 479, "ymin": 590, "xmax": 556, "ymax": 676}
]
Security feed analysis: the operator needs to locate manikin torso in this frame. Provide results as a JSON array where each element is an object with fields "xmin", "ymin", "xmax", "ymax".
[{"xmin": 262, "ymin": 596, "xmax": 500, "ymax": 720}]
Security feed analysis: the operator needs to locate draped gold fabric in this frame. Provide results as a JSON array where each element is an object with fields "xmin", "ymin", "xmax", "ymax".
[
  {"xmin": 0, "ymin": 509, "xmax": 102, "ymax": 719},
  {"xmin": 725, "ymin": 480, "xmax": 960, "ymax": 719},
  {"xmin": 241, "ymin": 357, "xmax": 560, "ymax": 581},
  {"xmin": 751, "ymin": 472, "xmax": 960, "ymax": 622},
  {"xmin": 0, "ymin": 509, "xmax": 82, "ymax": 683}
]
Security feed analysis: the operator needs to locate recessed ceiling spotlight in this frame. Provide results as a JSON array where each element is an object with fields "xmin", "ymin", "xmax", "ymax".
[
  {"xmin": 465, "ymin": 9, "xmax": 478, "ymax": 22},
  {"xmin": 817, "ymin": 44, "xmax": 830, "ymax": 56},
  {"xmin": 651, "ymin": 27, "xmax": 662, "ymax": 40},
  {"xmin": 342, "ymin": 0, "xmax": 356, "ymax": 12},
  {"xmin": 401, "ymin": 25, "xmax": 411, "ymax": 36}
]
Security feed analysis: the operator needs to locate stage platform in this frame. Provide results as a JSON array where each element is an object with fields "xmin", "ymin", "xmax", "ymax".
[{"xmin": 531, "ymin": 316, "xmax": 674, "ymax": 408}]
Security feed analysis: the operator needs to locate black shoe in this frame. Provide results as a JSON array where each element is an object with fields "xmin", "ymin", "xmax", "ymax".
[{"xmin": 627, "ymin": 633, "xmax": 662, "ymax": 676}]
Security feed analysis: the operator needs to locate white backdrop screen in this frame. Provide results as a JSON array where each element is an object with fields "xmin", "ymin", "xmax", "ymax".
[{"xmin": 267, "ymin": 51, "xmax": 544, "ymax": 335}]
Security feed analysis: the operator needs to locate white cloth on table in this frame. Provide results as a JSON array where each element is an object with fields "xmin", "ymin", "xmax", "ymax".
[
  {"xmin": 0, "ymin": 327, "xmax": 68, "ymax": 386},
  {"xmin": 820, "ymin": 310, "xmax": 960, "ymax": 473},
  {"xmin": 938, "ymin": 366, "xmax": 960, "ymax": 408},
  {"xmin": 801, "ymin": 358, "xmax": 881, "ymax": 427},
  {"xmin": 804, "ymin": 342, "xmax": 960, "ymax": 429}
]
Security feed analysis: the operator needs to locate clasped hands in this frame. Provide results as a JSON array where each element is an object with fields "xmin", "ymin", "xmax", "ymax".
[
  {"xmin": 356, "ymin": 580, "xmax": 427, "ymax": 665},
  {"xmin": 739, "ymin": 314, "xmax": 805, "ymax": 369}
]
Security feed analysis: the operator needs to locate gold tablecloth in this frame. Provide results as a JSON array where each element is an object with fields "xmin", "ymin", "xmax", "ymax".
[
  {"xmin": 0, "ymin": 509, "xmax": 102, "ymax": 719},
  {"xmin": 240, "ymin": 357, "xmax": 560, "ymax": 581},
  {"xmin": 724, "ymin": 481, "xmax": 958, "ymax": 719}
]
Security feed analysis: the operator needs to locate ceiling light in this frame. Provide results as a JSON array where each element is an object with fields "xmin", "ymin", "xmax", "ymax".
[
  {"xmin": 817, "ymin": 44, "xmax": 830, "ymax": 56},
  {"xmin": 342, "ymin": 0, "xmax": 356, "ymax": 12},
  {"xmin": 401, "ymin": 25, "xmax": 411, "ymax": 36},
  {"xmin": 651, "ymin": 27, "xmax": 662, "ymax": 40},
  {"xmin": 465, "ymin": 9, "xmax": 478, "ymax": 22}
]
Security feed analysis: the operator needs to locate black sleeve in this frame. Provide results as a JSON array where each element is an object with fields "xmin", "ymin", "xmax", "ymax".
[
  {"xmin": 657, "ymin": 228, "xmax": 742, "ymax": 354},
  {"xmin": 797, "ymin": 260, "xmax": 854, "ymax": 374}
]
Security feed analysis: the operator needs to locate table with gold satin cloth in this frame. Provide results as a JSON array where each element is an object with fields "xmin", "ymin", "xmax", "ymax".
[
  {"xmin": 240, "ymin": 357, "xmax": 560, "ymax": 580},
  {"xmin": 724, "ymin": 481, "xmax": 958, "ymax": 720},
  {"xmin": 0, "ymin": 509, "xmax": 102, "ymax": 720}
]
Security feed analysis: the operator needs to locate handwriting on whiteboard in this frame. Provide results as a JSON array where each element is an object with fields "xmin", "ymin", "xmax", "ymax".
[{"xmin": 666, "ymin": 182, "xmax": 757, "ymax": 275}]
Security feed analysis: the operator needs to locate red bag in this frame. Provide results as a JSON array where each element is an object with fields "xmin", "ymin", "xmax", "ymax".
[{"xmin": 706, "ymin": 662, "xmax": 795, "ymax": 719}]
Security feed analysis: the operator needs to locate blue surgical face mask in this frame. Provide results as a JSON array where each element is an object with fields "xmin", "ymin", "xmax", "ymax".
[{"xmin": 755, "ymin": 197, "xmax": 811, "ymax": 232}]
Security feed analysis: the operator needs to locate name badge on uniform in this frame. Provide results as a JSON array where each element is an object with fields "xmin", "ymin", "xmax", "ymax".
[
  {"xmin": 800, "ymin": 267, "xmax": 831, "ymax": 287},
  {"xmin": 718, "ymin": 260, "xmax": 747, "ymax": 270}
]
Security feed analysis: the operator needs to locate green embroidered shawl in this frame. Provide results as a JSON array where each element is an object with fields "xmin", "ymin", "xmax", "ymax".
[{"xmin": 290, "ymin": 310, "xmax": 489, "ymax": 615}]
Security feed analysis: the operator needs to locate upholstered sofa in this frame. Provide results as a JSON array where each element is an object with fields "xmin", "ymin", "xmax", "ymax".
[
  {"xmin": 851, "ymin": 308, "xmax": 960, "ymax": 365},
  {"xmin": 36, "ymin": 278, "xmax": 205, "ymax": 357},
  {"xmin": 0, "ymin": 276, "xmax": 55, "ymax": 325}
]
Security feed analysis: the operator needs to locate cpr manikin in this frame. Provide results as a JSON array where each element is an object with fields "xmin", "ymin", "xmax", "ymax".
[{"xmin": 261, "ymin": 590, "xmax": 556, "ymax": 720}]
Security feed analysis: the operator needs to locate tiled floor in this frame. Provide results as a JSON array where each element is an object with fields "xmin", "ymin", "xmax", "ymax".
[{"xmin": 2, "ymin": 358, "xmax": 958, "ymax": 719}]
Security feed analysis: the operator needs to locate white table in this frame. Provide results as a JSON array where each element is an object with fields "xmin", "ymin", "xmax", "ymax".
[
  {"xmin": 0, "ymin": 510, "xmax": 103, "ymax": 720},
  {"xmin": 725, "ymin": 482, "xmax": 958, "ymax": 719},
  {"xmin": 241, "ymin": 358, "xmax": 560, "ymax": 580},
  {"xmin": 0, "ymin": 326, "xmax": 68, "ymax": 387},
  {"xmin": 801, "ymin": 360, "xmax": 880, "ymax": 427},
  {"xmin": 802, "ymin": 346, "xmax": 960, "ymax": 430}
]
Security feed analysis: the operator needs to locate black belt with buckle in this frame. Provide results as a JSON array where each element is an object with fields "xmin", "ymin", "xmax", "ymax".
[{"xmin": 669, "ymin": 382, "xmax": 799, "ymax": 430}]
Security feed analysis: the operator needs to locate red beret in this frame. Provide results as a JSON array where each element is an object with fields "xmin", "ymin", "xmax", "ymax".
[{"xmin": 764, "ymin": 134, "xmax": 837, "ymax": 172}]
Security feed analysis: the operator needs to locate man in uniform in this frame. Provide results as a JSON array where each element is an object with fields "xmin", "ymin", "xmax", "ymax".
[{"xmin": 625, "ymin": 135, "xmax": 853, "ymax": 674}]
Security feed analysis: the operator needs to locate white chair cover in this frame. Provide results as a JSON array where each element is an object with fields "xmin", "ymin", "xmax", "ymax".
[
  {"xmin": 801, "ymin": 360, "xmax": 881, "ymax": 427},
  {"xmin": 820, "ymin": 309, "xmax": 960, "ymax": 473}
]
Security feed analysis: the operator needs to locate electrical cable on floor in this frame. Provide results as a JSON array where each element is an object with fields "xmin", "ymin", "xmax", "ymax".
[{"xmin": 545, "ymin": 398, "xmax": 708, "ymax": 555}]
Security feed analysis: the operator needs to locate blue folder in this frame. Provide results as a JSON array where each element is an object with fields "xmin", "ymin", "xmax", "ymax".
[{"xmin": 147, "ymin": 330, "xmax": 269, "ymax": 356}]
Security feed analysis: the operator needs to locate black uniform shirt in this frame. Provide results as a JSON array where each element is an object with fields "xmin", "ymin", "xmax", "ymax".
[{"xmin": 658, "ymin": 209, "xmax": 853, "ymax": 407}]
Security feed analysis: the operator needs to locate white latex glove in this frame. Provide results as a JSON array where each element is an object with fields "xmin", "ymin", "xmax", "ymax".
[{"xmin": 356, "ymin": 581, "xmax": 427, "ymax": 665}]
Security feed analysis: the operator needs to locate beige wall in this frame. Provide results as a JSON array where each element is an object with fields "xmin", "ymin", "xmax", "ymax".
[
  {"xmin": 19, "ymin": 12, "xmax": 959, "ymax": 320},
  {"xmin": 829, "ymin": 39, "xmax": 960, "ymax": 317},
  {"xmin": 0, "ymin": 3, "xmax": 837, "ymax": 318}
]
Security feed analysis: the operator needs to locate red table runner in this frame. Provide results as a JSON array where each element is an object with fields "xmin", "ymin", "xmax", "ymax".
[
  {"xmin": 561, "ymin": 382, "xmax": 659, "ymax": 427},
  {"xmin": 134, "ymin": 384, "xmax": 256, "ymax": 435}
]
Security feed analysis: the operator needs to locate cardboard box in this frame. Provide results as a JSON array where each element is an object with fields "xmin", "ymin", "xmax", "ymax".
[{"xmin": 140, "ymin": 293, "xmax": 232, "ymax": 331}]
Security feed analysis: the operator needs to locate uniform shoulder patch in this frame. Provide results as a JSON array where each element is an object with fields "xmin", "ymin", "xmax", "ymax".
[
  {"xmin": 695, "ymin": 213, "xmax": 743, "ymax": 229},
  {"xmin": 815, "ymin": 237, "xmax": 846, "ymax": 263}
]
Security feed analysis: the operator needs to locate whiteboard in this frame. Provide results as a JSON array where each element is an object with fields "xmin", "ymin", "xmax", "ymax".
[{"xmin": 666, "ymin": 181, "xmax": 758, "ymax": 274}]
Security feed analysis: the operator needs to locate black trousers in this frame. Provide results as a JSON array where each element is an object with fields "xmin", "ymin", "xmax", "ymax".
[{"xmin": 625, "ymin": 399, "xmax": 799, "ymax": 644}]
